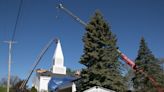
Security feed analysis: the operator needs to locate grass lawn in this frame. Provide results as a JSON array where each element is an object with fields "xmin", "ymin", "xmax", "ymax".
[{"xmin": 0, "ymin": 86, "xmax": 7, "ymax": 92}]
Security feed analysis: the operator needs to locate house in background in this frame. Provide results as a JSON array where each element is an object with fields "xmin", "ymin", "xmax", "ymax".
[{"xmin": 84, "ymin": 86, "xmax": 116, "ymax": 92}]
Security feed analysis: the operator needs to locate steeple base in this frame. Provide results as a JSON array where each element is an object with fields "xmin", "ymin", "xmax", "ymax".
[{"xmin": 52, "ymin": 66, "xmax": 66, "ymax": 75}]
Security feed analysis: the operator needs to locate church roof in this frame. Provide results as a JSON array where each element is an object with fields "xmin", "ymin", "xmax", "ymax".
[
  {"xmin": 36, "ymin": 69, "xmax": 67, "ymax": 77},
  {"xmin": 35, "ymin": 69, "xmax": 52, "ymax": 75},
  {"xmin": 48, "ymin": 76, "xmax": 78, "ymax": 91}
]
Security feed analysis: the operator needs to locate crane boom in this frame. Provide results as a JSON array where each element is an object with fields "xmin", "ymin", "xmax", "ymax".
[
  {"xmin": 58, "ymin": 3, "xmax": 164, "ymax": 92},
  {"xmin": 58, "ymin": 3, "xmax": 87, "ymax": 26},
  {"xmin": 19, "ymin": 38, "xmax": 56, "ymax": 91},
  {"xmin": 117, "ymin": 49, "xmax": 136, "ymax": 69},
  {"xmin": 117, "ymin": 50, "xmax": 164, "ymax": 92}
]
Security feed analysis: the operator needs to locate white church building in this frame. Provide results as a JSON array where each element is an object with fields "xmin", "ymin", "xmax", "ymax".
[
  {"xmin": 32, "ymin": 39, "xmax": 77, "ymax": 92},
  {"xmin": 32, "ymin": 39, "xmax": 116, "ymax": 92}
]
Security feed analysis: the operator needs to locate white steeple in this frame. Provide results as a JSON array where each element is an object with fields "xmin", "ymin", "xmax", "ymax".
[{"xmin": 52, "ymin": 39, "xmax": 66, "ymax": 74}]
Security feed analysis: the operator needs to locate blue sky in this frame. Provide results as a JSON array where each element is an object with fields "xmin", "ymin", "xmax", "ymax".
[{"xmin": 0, "ymin": 0, "xmax": 164, "ymax": 86}]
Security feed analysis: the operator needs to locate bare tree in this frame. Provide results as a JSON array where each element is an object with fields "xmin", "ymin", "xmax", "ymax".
[
  {"xmin": 0, "ymin": 75, "xmax": 21, "ymax": 87},
  {"xmin": 0, "ymin": 77, "xmax": 7, "ymax": 87}
]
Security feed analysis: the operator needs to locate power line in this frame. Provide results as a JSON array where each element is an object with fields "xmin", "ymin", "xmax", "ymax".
[
  {"xmin": 12, "ymin": 0, "xmax": 23, "ymax": 41},
  {"xmin": 5, "ymin": 0, "xmax": 23, "ymax": 92}
]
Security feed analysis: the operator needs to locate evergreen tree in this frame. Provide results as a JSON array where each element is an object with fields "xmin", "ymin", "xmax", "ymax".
[
  {"xmin": 66, "ymin": 68, "xmax": 75, "ymax": 76},
  {"xmin": 78, "ymin": 11, "xmax": 126, "ymax": 92},
  {"xmin": 124, "ymin": 68, "xmax": 134, "ymax": 91},
  {"xmin": 133, "ymin": 37, "xmax": 164, "ymax": 92},
  {"xmin": 31, "ymin": 86, "xmax": 37, "ymax": 92}
]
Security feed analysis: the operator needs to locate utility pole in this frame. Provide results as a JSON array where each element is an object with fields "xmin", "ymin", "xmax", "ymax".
[{"xmin": 4, "ymin": 41, "xmax": 16, "ymax": 92}]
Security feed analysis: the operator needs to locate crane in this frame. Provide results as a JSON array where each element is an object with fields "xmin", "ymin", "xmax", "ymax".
[
  {"xmin": 19, "ymin": 38, "xmax": 57, "ymax": 91},
  {"xmin": 57, "ymin": 3, "xmax": 87, "ymax": 26},
  {"xmin": 57, "ymin": 3, "xmax": 164, "ymax": 92},
  {"xmin": 117, "ymin": 49, "xmax": 164, "ymax": 92}
]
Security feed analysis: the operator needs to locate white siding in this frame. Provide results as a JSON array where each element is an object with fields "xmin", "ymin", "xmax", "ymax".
[{"xmin": 39, "ymin": 76, "xmax": 51, "ymax": 92}]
